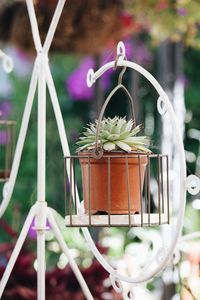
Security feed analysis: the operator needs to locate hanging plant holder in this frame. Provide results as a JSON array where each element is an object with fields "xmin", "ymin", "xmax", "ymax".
[
  {"xmin": 64, "ymin": 52, "xmax": 170, "ymax": 228},
  {"xmin": 64, "ymin": 153, "xmax": 170, "ymax": 227},
  {"xmin": 0, "ymin": 119, "xmax": 16, "ymax": 182}
]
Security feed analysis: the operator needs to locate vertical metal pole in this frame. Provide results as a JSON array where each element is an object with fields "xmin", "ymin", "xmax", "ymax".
[
  {"xmin": 64, "ymin": 157, "xmax": 67, "ymax": 217},
  {"xmin": 88, "ymin": 156, "xmax": 91, "ymax": 226},
  {"xmin": 69, "ymin": 157, "xmax": 73, "ymax": 226},
  {"xmin": 37, "ymin": 58, "xmax": 46, "ymax": 203},
  {"xmin": 138, "ymin": 156, "xmax": 143, "ymax": 226},
  {"xmin": 37, "ymin": 57, "xmax": 46, "ymax": 300},
  {"xmin": 107, "ymin": 157, "xmax": 111, "ymax": 226},
  {"xmin": 126, "ymin": 157, "xmax": 131, "ymax": 227},
  {"xmin": 37, "ymin": 231, "xmax": 46, "ymax": 300},
  {"xmin": 147, "ymin": 155, "xmax": 151, "ymax": 225},
  {"xmin": 166, "ymin": 156, "xmax": 170, "ymax": 224},
  {"xmin": 158, "ymin": 155, "xmax": 161, "ymax": 225}
]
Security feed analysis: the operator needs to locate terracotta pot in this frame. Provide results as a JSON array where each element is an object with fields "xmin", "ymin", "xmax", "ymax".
[{"xmin": 79, "ymin": 152, "xmax": 148, "ymax": 215}]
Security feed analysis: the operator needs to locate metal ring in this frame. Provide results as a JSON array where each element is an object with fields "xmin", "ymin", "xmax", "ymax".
[
  {"xmin": 127, "ymin": 290, "xmax": 135, "ymax": 299},
  {"xmin": 2, "ymin": 56, "xmax": 14, "ymax": 73},
  {"xmin": 186, "ymin": 174, "xmax": 200, "ymax": 195},
  {"xmin": 110, "ymin": 275, "xmax": 123, "ymax": 293},
  {"xmin": 157, "ymin": 96, "xmax": 167, "ymax": 115},
  {"xmin": 91, "ymin": 146, "xmax": 104, "ymax": 159},
  {"xmin": 87, "ymin": 68, "xmax": 95, "ymax": 87},
  {"xmin": 117, "ymin": 41, "xmax": 126, "ymax": 57}
]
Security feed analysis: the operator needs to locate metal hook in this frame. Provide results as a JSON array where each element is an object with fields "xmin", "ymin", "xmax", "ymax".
[{"xmin": 113, "ymin": 54, "xmax": 127, "ymax": 85}]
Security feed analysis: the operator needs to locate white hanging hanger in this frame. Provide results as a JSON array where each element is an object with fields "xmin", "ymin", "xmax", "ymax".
[{"xmin": 0, "ymin": 49, "xmax": 14, "ymax": 73}]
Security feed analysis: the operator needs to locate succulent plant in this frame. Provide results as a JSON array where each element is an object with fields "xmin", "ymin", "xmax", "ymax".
[{"xmin": 76, "ymin": 116, "xmax": 151, "ymax": 153}]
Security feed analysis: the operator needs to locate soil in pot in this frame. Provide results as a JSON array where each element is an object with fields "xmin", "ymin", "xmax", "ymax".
[{"xmin": 78, "ymin": 152, "xmax": 148, "ymax": 215}]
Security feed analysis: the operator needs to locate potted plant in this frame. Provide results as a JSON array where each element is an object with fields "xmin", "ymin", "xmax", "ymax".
[{"xmin": 76, "ymin": 116, "xmax": 151, "ymax": 215}]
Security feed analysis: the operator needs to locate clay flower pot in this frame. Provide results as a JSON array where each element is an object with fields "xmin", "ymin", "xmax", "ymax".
[{"xmin": 79, "ymin": 152, "xmax": 148, "ymax": 215}]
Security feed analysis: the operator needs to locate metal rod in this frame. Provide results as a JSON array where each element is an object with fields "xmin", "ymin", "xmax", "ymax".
[
  {"xmin": 73, "ymin": 158, "xmax": 77, "ymax": 214},
  {"xmin": 108, "ymin": 157, "xmax": 111, "ymax": 226},
  {"xmin": 69, "ymin": 158, "xmax": 73, "ymax": 226},
  {"xmin": 138, "ymin": 156, "xmax": 143, "ymax": 226},
  {"xmin": 147, "ymin": 155, "xmax": 151, "ymax": 225},
  {"xmin": 94, "ymin": 84, "xmax": 136, "ymax": 154},
  {"xmin": 37, "ymin": 59, "xmax": 46, "ymax": 204},
  {"xmin": 166, "ymin": 156, "xmax": 170, "ymax": 224},
  {"xmin": 43, "ymin": 0, "xmax": 67, "ymax": 53},
  {"xmin": 158, "ymin": 155, "xmax": 161, "ymax": 225},
  {"xmin": 65, "ymin": 154, "xmax": 166, "ymax": 159},
  {"xmin": 26, "ymin": 0, "xmax": 42, "ymax": 52},
  {"xmin": 88, "ymin": 156, "xmax": 91, "ymax": 226},
  {"xmin": 0, "ymin": 63, "xmax": 39, "ymax": 218},
  {"xmin": 160, "ymin": 156, "xmax": 164, "ymax": 213},
  {"xmin": 37, "ymin": 231, "xmax": 46, "ymax": 300},
  {"xmin": 0, "ymin": 206, "xmax": 35, "ymax": 298},
  {"xmin": 145, "ymin": 158, "xmax": 148, "ymax": 214},
  {"xmin": 64, "ymin": 158, "xmax": 67, "ymax": 217},
  {"xmin": 126, "ymin": 157, "xmax": 131, "ymax": 227}
]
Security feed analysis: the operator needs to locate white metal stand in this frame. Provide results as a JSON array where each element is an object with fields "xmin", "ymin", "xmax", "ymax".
[
  {"xmin": 0, "ymin": 0, "xmax": 199, "ymax": 298},
  {"xmin": 0, "ymin": 1, "xmax": 93, "ymax": 299}
]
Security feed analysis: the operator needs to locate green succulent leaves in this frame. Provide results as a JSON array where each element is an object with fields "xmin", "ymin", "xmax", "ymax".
[{"xmin": 76, "ymin": 116, "xmax": 151, "ymax": 153}]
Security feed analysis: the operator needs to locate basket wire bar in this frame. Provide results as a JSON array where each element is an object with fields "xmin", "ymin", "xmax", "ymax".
[
  {"xmin": 69, "ymin": 157, "xmax": 73, "ymax": 226},
  {"xmin": 73, "ymin": 158, "xmax": 77, "ymax": 214},
  {"xmin": 166, "ymin": 155, "xmax": 170, "ymax": 224},
  {"xmin": 64, "ymin": 154, "xmax": 170, "ymax": 227},
  {"xmin": 147, "ymin": 154, "xmax": 151, "ymax": 224},
  {"xmin": 88, "ymin": 156, "xmax": 91, "ymax": 226},
  {"xmin": 158, "ymin": 155, "xmax": 161, "ymax": 225},
  {"xmin": 125, "ymin": 156, "xmax": 131, "ymax": 227},
  {"xmin": 107, "ymin": 157, "xmax": 111, "ymax": 226},
  {"xmin": 160, "ymin": 156, "xmax": 164, "ymax": 213},
  {"xmin": 64, "ymin": 156, "xmax": 67, "ymax": 219},
  {"xmin": 138, "ymin": 155, "xmax": 143, "ymax": 226}
]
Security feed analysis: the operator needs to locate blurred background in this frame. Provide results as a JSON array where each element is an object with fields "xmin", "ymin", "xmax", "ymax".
[{"xmin": 0, "ymin": 0, "xmax": 199, "ymax": 299}]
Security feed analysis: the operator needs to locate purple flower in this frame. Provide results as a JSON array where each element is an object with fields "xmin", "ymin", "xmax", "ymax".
[
  {"xmin": 66, "ymin": 57, "xmax": 95, "ymax": 101},
  {"xmin": 177, "ymin": 7, "xmax": 187, "ymax": 17},
  {"xmin": 0, "ymin": 100, "xmax": 12, "ymax": 119}
]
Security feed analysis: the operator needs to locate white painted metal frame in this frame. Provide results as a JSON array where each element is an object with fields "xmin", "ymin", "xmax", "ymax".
[
  {"xmin": 0, "ymin": 1, "xmax": 93, "ymax": 299},
  {"xmin": 82, "ymin": 43, "xmax": 188, "ymax": 285},
  {"xmin": 0, "ymin": 0, "xmax": 198, "ymax": 297}
]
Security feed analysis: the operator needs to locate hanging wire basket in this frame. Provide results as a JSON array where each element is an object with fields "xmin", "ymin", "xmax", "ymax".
[
  {"xmin": 64, "ymin": 54, "xmax": 170, "ymax": 228},
  {"xmin": 0, "ymin": 119, "xmax": 16, "ymax": 182},
  {"xmin": 64, "ymin": 153, "xmax": 170, "ymax": 227}
]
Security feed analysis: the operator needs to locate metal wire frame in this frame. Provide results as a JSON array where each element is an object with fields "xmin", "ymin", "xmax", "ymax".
[
  {"xmin": 0, "ymin": 120, "xmax": 16, "ymax": 182},
  {"xmin": 64, "ymin": 153, "xmax": 170, "ymax": 227}
]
